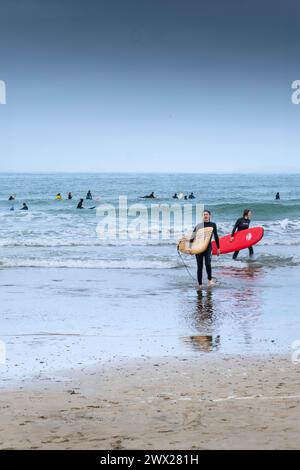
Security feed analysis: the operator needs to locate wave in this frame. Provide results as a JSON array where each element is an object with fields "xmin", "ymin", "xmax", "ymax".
[
  {"xmin": 1, "ymin": 232, "xmax": 300, "ymax": 250},
  {"xmin": 205, "ymin": 204, "xmax": 300, "ymax": 223},
  {"xmin": 1, "ymin": 253, "xmax": 299, "ymax": 270},
  {"xmin": 0, "ymin": 257, "xmax": 181, "ymax": 269},
  {"xmin": 0, "ymin": 238, "xmax": 178, "ymax": 248},
  {"xmin": 180, "ymin": 254, "xmax": 300, "ymax": 269},
  {"xmin": 218, "ymin": 254, "xmax": 300, "ymax": 269}
]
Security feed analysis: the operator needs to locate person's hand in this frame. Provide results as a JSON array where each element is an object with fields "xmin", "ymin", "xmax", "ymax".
[
  {"xmin": 186, "ymin": 248, "xmax": 192, "ymax": 255},
  {"xmin": 230, "ymin": 236, "xmax": 234, "ymax": 242},
  {"xmin": 217, "ymin": 249, "xmax": 221, "ymax": 256}
]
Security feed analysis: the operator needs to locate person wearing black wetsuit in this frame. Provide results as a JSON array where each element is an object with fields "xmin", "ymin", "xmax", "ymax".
[
  {"xmin": 77, "ymin": 198, "xmax": 84, "ymax": 209},
  {"xmin": 20, "ymin": 203, "xmax": 28, "ymax": 211},
  {"xmin": 141, "ymin": 192, "xmax": 156, "ymax": 199},
  {"xmin": 275, "ymin": 192, "xmax": 280, "ymax": 200},
  {"xmin": 231, "ymin": 209, "xmax": 253, "ymax": 259},
  {"xmin": 86, "ymin": 190, "xmax": 93, "ymax": 200},
  {"xmin": 191, "ymin": 210, "xmax": 220, "ymax": 287}
]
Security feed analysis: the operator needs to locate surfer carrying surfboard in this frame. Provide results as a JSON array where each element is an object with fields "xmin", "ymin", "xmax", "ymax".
[
  {"xmin": 190, "ymin": 210, "xmax": 220, "ymax": 288},
  {"xmin": 230, "ymin": 209, "xmax": 254, "ymax": 259}
]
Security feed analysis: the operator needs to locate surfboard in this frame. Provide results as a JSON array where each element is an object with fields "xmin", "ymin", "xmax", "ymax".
[
  {"xmin": 178, "ymin": 227, "xmax": 214, "ymax": 255},
  {"xmin": 211, "ymin": 227, "xmax": 264, "ymax": 255}
]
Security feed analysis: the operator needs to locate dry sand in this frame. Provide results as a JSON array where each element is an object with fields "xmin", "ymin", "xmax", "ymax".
[{"xmin": 1, "ymin": 354, "xmax": 300, "ymax": 450}]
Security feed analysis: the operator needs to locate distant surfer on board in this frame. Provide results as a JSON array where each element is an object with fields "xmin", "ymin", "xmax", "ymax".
[
  {"xmin": 231, "ymin": 209, "xmax": 254, "ymax": 259},
  {"xmin": 141, "ymin": 192, "xmax": 156, "ymax": 199},
  {"xmin": 190, "ymin": 210, "xmax": 220, "ymax": 288}
]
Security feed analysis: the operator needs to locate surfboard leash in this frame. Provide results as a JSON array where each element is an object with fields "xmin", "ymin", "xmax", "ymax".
[
  {"xmin": 177, "ymin": 248, "xmax": 219, "ymax": 284},
  {"xmin": 177, "ymin": 248, "xmax": 197, "ymax": 283}
]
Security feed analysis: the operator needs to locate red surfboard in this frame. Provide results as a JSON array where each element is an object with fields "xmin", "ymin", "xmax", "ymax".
[{"xmin": 211, "ymin": 227, "xmax": 264, "ymax": 255}]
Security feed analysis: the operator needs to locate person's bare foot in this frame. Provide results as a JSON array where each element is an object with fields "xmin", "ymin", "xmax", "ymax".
[
  {"xmin": 197, "ymin": 284, "xmax": 203, "ymax": 290},
  {"xmin": 208, "ymin": 280, "xmax": 215, "ymax": 287}
]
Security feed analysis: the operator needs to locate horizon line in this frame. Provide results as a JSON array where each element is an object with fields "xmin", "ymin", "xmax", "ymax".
[{"xmin": 1, "ymin": 170, "xmax": 299, "ymax": 175}]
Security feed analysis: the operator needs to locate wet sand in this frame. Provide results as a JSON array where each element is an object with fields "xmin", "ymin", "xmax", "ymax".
[
  {"xmin": 1, "ymin": 264, "xmax": 299, "ymax": 386},
  {"xmin": 1, "ymin": 266, "xmax": 300, "ymax": 449},
  {"xmin": 1, "ymin": 355, "xmax": 300, "ymax": 450}
]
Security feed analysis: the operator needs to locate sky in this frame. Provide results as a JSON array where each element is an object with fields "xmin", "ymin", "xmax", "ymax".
[{"xmin": 0, "ymin": 0, "xmax": 300, "ymax": 173}]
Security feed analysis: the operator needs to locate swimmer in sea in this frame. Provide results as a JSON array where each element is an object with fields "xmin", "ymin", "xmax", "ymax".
[
  {"xmin": 77, "ymin": 198, "xmax": 84, "ymax": 209},
  {"xmin": 141, "ymin": 192, "xmax": 156, "ymax": 199}
]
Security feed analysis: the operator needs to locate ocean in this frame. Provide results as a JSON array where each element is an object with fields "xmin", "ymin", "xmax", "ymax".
[
  {"xmin": 1, "ymin": 173, "xmax": 300, "ymax": 269},
  {"xmin": 0, "ymin": 173, "xmax": 300, "ymax": 382}
]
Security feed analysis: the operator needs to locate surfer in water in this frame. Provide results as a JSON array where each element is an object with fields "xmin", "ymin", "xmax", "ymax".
[
  {"xmin": 190, "ymin": 210, "xmax": 220, "ymax": 288},
  {"xmin": 20, "ymin": 202, "xmax": 28, "ymax": 211},
  {"xmin": 275, "ymin": 192, "xmax": 280, "ymax": 200},
  {"xmin": 77, "ymin": 198, "xmax": 84, "ymax": 209},
  {"xmin": 141, "ymin": 192, "xmax": 156, "ymax": 199},
  {"xmin": 231, "ymin": 209, "xmax": 253, "ymax": 259}
]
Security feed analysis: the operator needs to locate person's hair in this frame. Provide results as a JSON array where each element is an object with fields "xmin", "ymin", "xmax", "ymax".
[
  {"xmin": 243, "ymin": 209, "xmax": 251, "ymax": 217},
  {"xmin": 203, "ymin": 210, "xmax": 211, "ymax": 215}
]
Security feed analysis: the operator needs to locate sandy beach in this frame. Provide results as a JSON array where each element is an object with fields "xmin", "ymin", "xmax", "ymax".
[{"xmin": 1, "ymin": 355, "xmax": 300, "ymax": 450}]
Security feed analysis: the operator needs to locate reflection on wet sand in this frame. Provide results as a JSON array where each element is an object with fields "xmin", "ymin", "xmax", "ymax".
[
  {"xmin": 181, "ymin": 265, "xmax": 265, "ymax": 353},
  {"xmin": 218, "ymin": 265, "xmax": 263, "ymax": 279},
  {"xmin": 182, "ymin": 334, "xmax": 221, "ymax": 352},
  {"xmin": 182, "ymin": 290, "xmax": 220, "ymax": 352},
  {"xmin": 195, "ymin": 289, "xmax": 214, "ymax": 324}
]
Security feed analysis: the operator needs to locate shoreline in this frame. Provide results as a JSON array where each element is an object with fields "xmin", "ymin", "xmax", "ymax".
[{"xmin": 1, "ymin": 354, "xmax": 300, "ymax": 449}]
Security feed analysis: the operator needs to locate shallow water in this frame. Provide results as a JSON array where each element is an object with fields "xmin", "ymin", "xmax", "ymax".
[{"xmin": 0, "ymin": 261, "xmax": 299, "ymax": 385}]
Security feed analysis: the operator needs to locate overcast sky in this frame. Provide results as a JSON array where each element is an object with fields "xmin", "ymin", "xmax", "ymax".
[{"xmin": 0, "ymin": 0, "xmax": 299, "ymax": 173}]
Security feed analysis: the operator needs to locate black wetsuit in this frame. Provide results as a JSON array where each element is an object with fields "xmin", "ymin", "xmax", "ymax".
[
  {"xmin": 192, "ymin": 222, "xmax": 220, "ymax": 285},
  {"xmin": 231, "ymin": 217, "xmax": 253, "ymax": 259}
]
